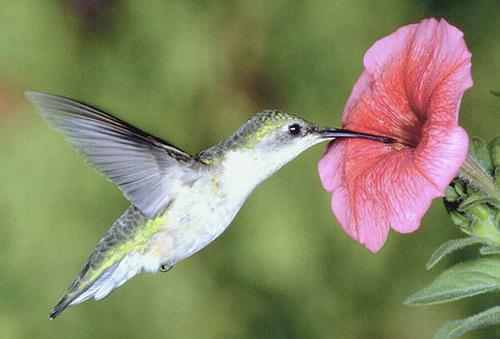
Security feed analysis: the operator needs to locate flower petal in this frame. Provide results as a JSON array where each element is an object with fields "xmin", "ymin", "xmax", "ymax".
[
  {"xmin": 318, "ymin": 18, "xmax": 472, "ymax": 252},
  {"xmin": 318, "ymin": 141, "xmax": 341, "ymax": 192},
  {"xmin": 321, "ymin": 140, "xmax": 396, "ymax": 252},
  {"xmin": 342, "ymin": 18, "xmax": 472, "ymax": 144},
  {"xmin": 415, "ymin": 125, "xmax": 470, "ymax": 192},
  {"xmin": 389, "ymin": 126, "xmax": 469, "ymax": 234},
  {"xmin": 324, "ymin": 140, "xmax": 444, "ymax": 251}
]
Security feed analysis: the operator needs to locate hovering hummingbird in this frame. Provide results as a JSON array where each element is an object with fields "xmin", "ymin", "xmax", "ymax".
[{"xmin": 26, "ymin": 92, "xmax": 393, "ymax": 319}]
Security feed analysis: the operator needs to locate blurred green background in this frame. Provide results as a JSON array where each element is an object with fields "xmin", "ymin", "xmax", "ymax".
[{"xmin": 1, "ymin": 1, "xmax": 500, "ymax": 338}]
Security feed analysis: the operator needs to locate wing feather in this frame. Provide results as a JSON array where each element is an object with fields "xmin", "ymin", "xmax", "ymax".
[{"xmin": 26, "ymin": 91, "xmax": 202, "ymax": 217}]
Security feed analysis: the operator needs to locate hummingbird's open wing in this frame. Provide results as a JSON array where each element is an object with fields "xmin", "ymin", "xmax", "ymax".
[{"xmin": 26, "ymin": 91, "xmax": 203, "ymax": 218}]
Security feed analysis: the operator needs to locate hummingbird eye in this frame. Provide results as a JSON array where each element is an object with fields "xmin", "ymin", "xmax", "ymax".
[{"xmin": 288, "ymin": 123, "xmax": 302, "ymax": 136}]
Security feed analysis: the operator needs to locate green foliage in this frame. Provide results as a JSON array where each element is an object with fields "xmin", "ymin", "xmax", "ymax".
[
  {"xmin": 446, "ymin": 138, "xmax": 500, "ymax": 243},
  {"xmin": 480, "ymin": 245, "xmax": 500, "ymax": 255},
  {"xmin": 489, "ymin": 137, "xmax": 500, "ymax": 188},
  {"xmin": 425, "ymin": 237, "xmax": 486, "ymax": 270},
  {"xmin": 471, "ymin": 137, "xmax": 493, "ymax": 174},
  {"xmin": 434, "ymin": 307, "xmax": 500, "ymax": 339},
  {"xmin": 408, "ymin": 136, "xmax": 500, "ymax": 338},
  {"xmin": 406, "ymin": 258, "xmax": 500, "ymax": 305}
]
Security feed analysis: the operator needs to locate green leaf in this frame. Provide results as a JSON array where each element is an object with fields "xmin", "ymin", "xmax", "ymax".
[
  {"xmin": 480, "ymin": 245, "xmax": 500, "ymax": 256},
  {"xmin": 489, "ymin": 137, "xmax": 500, "ymax": 189},
  {"xmin": 445, "ymin": 186, "xmax": 460, "ymax": 202},
  {"xmin": 462, "ymin": 203, "xmax": 500, "ymax": 245},
  {"xmin": 471, "ymin": 137, "xmax": 493, "ymax": 174},
  {"xmin": 489, "ymin": 137, "xmax": 500, "ymax": 167},
  {"xmin": 448, "ymin": 211, "xmax": 471, "ymax": 230},
  {"xmin": 495, "ymin": 167, "xmax": 500, "ymax": 190},
  {"xmin": 491, "ymin": 90, "xmax": 500, "ymax": 97},
  {"xmin": 434, "ymin": 306, "xmax": 500, "ymax": 339},
  {"xmin": 459, "ymin": 195, "xmax": 492, "ymax": 211},
  {"xmin": 405, "ymin": 258, "xmax": 500, "ymax": 305},
  {"xmin": 459, "ymin": 195, "xmax": 500, "ymax": 210},
  {"xmin": 426, "ymin": 238, "xmax": 485, "ymax": 270},
  {"xmin": 454, "ymin": 181, "xmax": 466, "ymax": 196}
]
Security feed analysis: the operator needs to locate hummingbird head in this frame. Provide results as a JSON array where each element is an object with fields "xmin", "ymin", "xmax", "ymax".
[
  {"xmin": 199, "ymin": 110, "xmax": 393, "ymax": 186},
  {"xmin": 224, "ymin": 109, "xmax": 391, "ymax": 157},
  {"xmin": 232, "ymin": 110, "xmax": 338, "ymax": 158}
]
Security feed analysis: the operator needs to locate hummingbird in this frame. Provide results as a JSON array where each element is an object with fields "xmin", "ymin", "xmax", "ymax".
[{"xmin": 26, "ymin": 91, "xmax": 393, "ymax": 319}]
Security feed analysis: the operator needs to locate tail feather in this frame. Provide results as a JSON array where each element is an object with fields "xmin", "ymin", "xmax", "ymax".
[
  {"xmin": 48, "ymin": 206, "xmax": 164, "ymax": 319},
  {"xmin": 49, "ymin": 252, "xmax": 152, "ymax": 319},
  {"xmin": 49, "ymin": 261, "xmax": 95, "ymax": 320},
  {"xmin": 49, "ymin": 296, "xmax": 72, "ymax": 320}
]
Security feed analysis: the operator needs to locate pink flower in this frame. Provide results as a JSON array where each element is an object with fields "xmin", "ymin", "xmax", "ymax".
[{"xmin": 318, "ymin": 18, "xmax": 472, "ymax": 252}]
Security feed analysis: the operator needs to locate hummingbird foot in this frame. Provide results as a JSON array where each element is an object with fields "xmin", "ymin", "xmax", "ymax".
[{"xmin": 159, "ymin": 262, "xmax": 174, "ymax": 272}]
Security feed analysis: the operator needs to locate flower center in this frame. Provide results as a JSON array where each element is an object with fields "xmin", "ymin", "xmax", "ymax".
[
  {"xmin": 390, "ymin": 120, "xmax": 424, "ymax": 149},
  {"xmin": 391, "ymin": 142, "xmax": 407, "ymax": 151}
]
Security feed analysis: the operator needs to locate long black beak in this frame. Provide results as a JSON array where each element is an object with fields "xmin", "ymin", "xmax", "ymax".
[{"xmin": 318, "ymin": 128, "xmax": 396, "ymax": 144}]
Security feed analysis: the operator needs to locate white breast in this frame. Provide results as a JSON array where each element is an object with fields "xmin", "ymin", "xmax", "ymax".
[
  {"xmin": 158, "ymin": 169, "xmax": 249, "ymax": 264},
  {"xmin": 154, "ymin": 149, "xmax": 283, "ymax": 265}
]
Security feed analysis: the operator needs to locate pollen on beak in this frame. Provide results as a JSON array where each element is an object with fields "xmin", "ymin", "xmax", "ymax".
[{"xmin": 318, "ymin": 128, "xmax": 396, "ymax": 144}]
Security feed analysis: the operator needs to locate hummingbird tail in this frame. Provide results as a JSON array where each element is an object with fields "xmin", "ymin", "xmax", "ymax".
[
  {"xmin": 49, "ymin": 251, "xmax": 155, "ymax": 319},
  {"xmin": 48, "ymin": 206, "xmax": 166, "ymax": 319},
  {"xmin": 49, "ymin": 295, "xmax": 72, "ymax": 320},
  {"xmin": 49, "ymin": 260, "xmax": 95, "ymax": 320}
]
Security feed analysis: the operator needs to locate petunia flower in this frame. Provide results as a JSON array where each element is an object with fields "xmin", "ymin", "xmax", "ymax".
[{"xmin": 318, "ymin": 18, "xmax": 472, "ymax": 253}]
